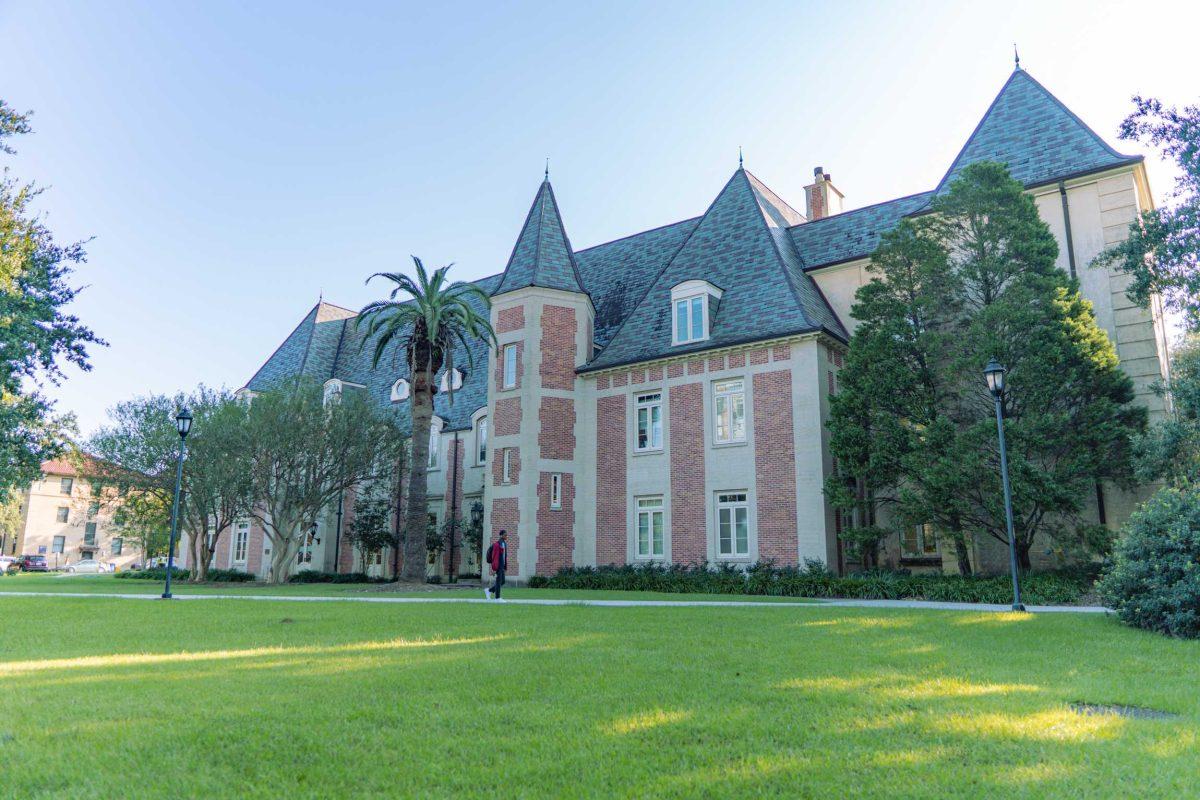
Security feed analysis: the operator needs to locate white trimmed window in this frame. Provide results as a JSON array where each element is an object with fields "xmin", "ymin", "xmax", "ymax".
[
  {"xmin": 635, "ymin": 496, "xmax": 665, "ymax": 558},
  {"xmin": 717, "ymin": 492, "xmax": 750, "ymax": 558},
  {"xmin": 427, "ymin": 424, "xmax": 440, "ymax": 470},
  {"xmin": 322, "ymin": 379, "xmax": 343, "ymax": 406},
  {"xmin": 902, "ymin": 523, "xmax": 938, "ymax": 558},
  {"xmin": 476, "ymin": 416, "xmax": 488, "ymax": 465},
  {"xmin": 635, "ymin": 392, "xmax": 663, "ymax": 452},
  {"xmin": 439, "ymin": 369, "xmax": 463, "ymax": 393},
  {"xmin": 550, "ymin": 474, "xmax": 562, "ymax": 510},
  {"xmin": 502, "ymin": 344, "xmax": 517, "ymax": 389},
  {"xmin": 390, "ymin": 378, "xmax": 410, "ymax": 402},
  {"xmin": 714, "ymin": 379, "xmax": 746, "ymax": 444},
  {"xmin": 670, "ymin": 280, "xmax": 722, "ymax": 346},
  {"xmin": 232, "ymin": 520, "xmax": 249, "ymax": 564},
  {"xmin": 502, "ymin": 449, "xmax": 512, "ymax": 483}
]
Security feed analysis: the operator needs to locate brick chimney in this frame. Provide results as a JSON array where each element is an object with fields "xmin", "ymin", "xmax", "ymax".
[{"xmin": 804, "ymin": 167, "xmax": 843, "ymax": 221}]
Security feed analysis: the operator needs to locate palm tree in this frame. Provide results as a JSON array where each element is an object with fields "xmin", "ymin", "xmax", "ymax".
[{"xmin": 357, "ymin": 257, "xmax": 496, "ymax": 582}]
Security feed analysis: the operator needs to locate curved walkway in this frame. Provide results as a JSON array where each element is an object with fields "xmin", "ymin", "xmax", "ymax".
[{"xmin": 0, "ymin": 590, "xmax": 1110, "ymax": 613}]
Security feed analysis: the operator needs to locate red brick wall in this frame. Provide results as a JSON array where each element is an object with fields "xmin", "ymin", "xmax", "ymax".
[
  {"xmin": 535, "ymin": 472, "xmax": 574, "ymax": 574},
  {"xmin": 496, "ymin": 306, "xmax": 525, "ymax": 334},
  {"xmin": 612, "ymin": 371, "xmax": 628, "ymax": 388},
  {"xmin": 670, "ymin": 382, "xmax": 706, "ymax": 564},
  {"xmin": 773, "ymin": 344, "xmax": 791, "ymax": 361},
  {"xmin": 668, "ymin": 362, "xmax": 684, "ymax": 378},
  {"xmin": 728, "ymin": 352, "xmax": 745, "ymax": 368},
  {"xmin": 749, "ymin": 347, "xmax": 769, "ymax": 365},
  {"xmin": 494, "ymin": 397, "xmax": 522, "ymax": 436},
  {"xmin": 596, "ymin": 394, "xmax": 627, "ymax": 565},
  {"xmin": 540, "ymin": 305, "xmax": 577, "ymax": 390},
  {"xmin": 539, "ymin": 396, "xmax": 575, "ymax": 460},
  {"xmin": 490, "ymin": 497, "xmax": 519, "ymax": 569},
  {"xmin": 495, "ymin": 341, "xmax": 523, "ymax": 390},
  {"xmin": 708, "ymin": 354, "xmax": 725, "ymax": 372},
  {"xmin": 687, "ymin": 359, "xmax": 704, "ymax": 375},
  {"xmin": 492, "ymin": 447, "xmax": 521, "ymax": 486},
  {"xmin": 648, "ymin": 366, "xmax": 662, "ymax": 381},
  {"xmin": 753, "ymin": 370, "xmax": 798, "ymax": 565}
]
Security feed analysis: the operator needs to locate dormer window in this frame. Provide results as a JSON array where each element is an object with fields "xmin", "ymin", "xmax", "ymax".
[
  {"xmin": 670, "ymin": 280, "xmax": 723, "ymax": 346},
  {"xmin": 390, "ymin": 378, "xmax": 410, "ymax": 402},
  {"xmin": 438, "ymin": 369, "xmax": 463, "ymax": 393}
]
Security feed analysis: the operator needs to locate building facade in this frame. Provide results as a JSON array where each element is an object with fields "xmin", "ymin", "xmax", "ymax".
[
  {"xmin": 226, "ymin": 67, "xmax": 1169, "ymax": 582},
  {"xmin": 5, "ymin": 459, "xmax": 139, "ymax": 571}
]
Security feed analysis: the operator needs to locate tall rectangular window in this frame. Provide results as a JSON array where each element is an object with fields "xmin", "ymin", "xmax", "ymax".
[
  {"xmin": 902, "ymin": 524, "xmax": 938, "ymax": 558},
  {"xmin": 52, "ymin": 535, "xmax": 65, "ymax": 554},
  {"xmin": 673, "ymin": 296, "xmax": 706, "ymax": 344},
  {"xmin": 84, "ymin": 522, "xmax": 97, "ymax": 546},
  {"xmin": 550, "ymin": 474, "xmax": 562, "ymax": 510},
  {"xmin": 111, "ymin": 538, "xmax": 123, "ymax": 556},
  {"xmin": 55, "ymin": 506, "xmax": 69, "ymax": 523},
  {"xmin": 717, "ymin": 492, "xmax": 749, "ymax": 557},
  {"xmin": 502, "ymin": 449, "xmax": 512, "ymax": 483},
  {"xmin": 60, "ymin": 477, "xmax": 73, "ymax": 495},
  {"xmin": 714, "ymin": 379, "xmax": 746, "ymax": 444},
  {"xmin": 635, "ymin": 393, "xmax": 663, "ymax": 451},
  {"xmin": 476, "ymin": 417, "xmax": 488, "ymax": 465},
  {"xmin": 636, "ymin": 496, "xmax": 665, "ymax": 558},
  {"xmin": 233, "ymin": 520, "xmax": 250, "ymax": 564},
  {"xmin": 502, "ymin": 344, "xmax": 517, "ymax": 389},
  {"xmin": 427, "ymin": 427, "xmax": 439, "ymax": 469}
]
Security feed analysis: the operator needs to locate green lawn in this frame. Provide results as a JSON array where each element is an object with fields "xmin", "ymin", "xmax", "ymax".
[
  {"xmin": 0, "ymin": 596, "xmax": 1196, "ymax": 799},
  {"xmin": 0, "ymin": 572, "xmax": 817, "ymax": 603}
]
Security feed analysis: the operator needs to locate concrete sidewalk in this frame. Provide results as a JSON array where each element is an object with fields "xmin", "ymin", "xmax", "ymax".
[{"xmin": 0, "ymin": 590, "xmax": 1111, "ymax": 613}]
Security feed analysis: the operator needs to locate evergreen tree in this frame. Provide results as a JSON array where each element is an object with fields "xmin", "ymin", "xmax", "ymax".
[{"xmin": 829, "ymin": 162, "xmax": 1145, "ymax": 571}]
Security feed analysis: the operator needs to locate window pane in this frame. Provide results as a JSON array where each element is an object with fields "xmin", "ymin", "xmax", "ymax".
[
  {"xmin": 478, "ymin": 418, "xmax": 487, "ymax": 463},
  {"xmin": 652, "ymin": 512, "xmax": 664, "ymax": 556},
  {"xmin": 638, "ymin": 514, "xmax": 649, "ymax": 555},
  {"xmin": 731, "ymin": 394, "xmax": 745, "ymax": 441},
  {"xmin": 690, "ymin": 296, "xmax": 703, "ymax": 340},
  {"xmin": 637, "ymin": 407, "xmax": 649, "ymax": 449},
  {"xmin": 503, "ymin": 345, "xmax": 517, "ymax": 386},
  {"xmin": 675, "ymin": 300, "xmax": 688, "ymax": 342},
  {"xmin": 715, "ymin": 396, "xmax": 729, "ymax": 442},
  {"xmin": 718, "ymin": 509, "xmax": 732, "ymax": 555},
  {"xmin": 735, "ymin": 508, "xmax": 749, "ymax": 554},
  {"xmin": 112, "ymin": 538, "xmax": 123, "ymax": 555},
  {"xmin": 650, "ymin": 406, "xmax": 661, "ymax": 448}
]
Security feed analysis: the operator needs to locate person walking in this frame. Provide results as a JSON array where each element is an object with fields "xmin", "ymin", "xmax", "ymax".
[{"xmin": 484, "ymin": 530, "xmax": 508, "ymax": 601}]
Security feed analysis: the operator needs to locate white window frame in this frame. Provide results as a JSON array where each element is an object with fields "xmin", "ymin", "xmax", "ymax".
[
  {"xmin": 502, "ymin": 449, "xmax": 512, "ymax": 483},
  {"xmin": 439, "ymin": 369, "xmax": 463, "ymax": 393},
  {"xmin": 231, "ymin": 519, "xmax": 250, "ymax": 565},
  {"xmin": 716, "ymin": 492, "xmax": 750, "ymax": 558},
  {"xmin": 901, "ymin": 523, "xmax": 939, "ymax": 559},
  {"xmin": 502, "ymin": 344, "xmax": 517, "ymax": 389},
  {"xmin": 713, "ymin": 378, "xmax": 747, "ymax": 445},
  {"xmin": 427, "ymin": 421, "xmax": 441, "ymax": 470},
  {"xmin": 550, "ymin": 474, "xmax": 562, "ymax": 510},
  {"xmin": 673, "ymin": 295, "xmax": 707, "ymax": 345},
  {"xmin": 635, "ymin": 496, "xmax": 665, "ymax": 559},
  {"xmin": 634, "ymin": 392, "xmax": 663, "ymax": 452},
  {"xmin": 476, "ymin": 416, "xmax": 488, "ymax": 465},
  {"xmin": 390, "ymin": 378, "xmax": 410, "ymax": 402},
  {"xmin": 322, "ymin": 379, "xmax": 343, "ymax": 406}
]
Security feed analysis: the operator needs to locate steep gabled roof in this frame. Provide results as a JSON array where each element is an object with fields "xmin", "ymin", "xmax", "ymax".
[
  {"xmin": 934, "ymin": 68, "xmax": 1139, "ymax": 193},
  {"xmin": 582, "ymin": 169, "xmax": 845, "ymax": 372},
  {"xmin": 244, "ymin": 301, "xmax": 355, "ymax": 392},
  {"xmin": 493, "ymin": 179, "xmax": 585, "ymax": 296}
]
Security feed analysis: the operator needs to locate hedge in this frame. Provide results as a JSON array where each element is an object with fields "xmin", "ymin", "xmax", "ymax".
[
  {"xmin": 286, "ymin": 571, "xmax": 392, "ymax": 584},
  {"xmin": 529, "ymin": 562, "xmax": 1096, "ymax": 606},
  {"xmin": 116, "ymin": 567, "xmax": 256, "ymax": 582}
]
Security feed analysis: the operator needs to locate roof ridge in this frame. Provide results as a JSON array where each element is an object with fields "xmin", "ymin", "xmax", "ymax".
[
  {"xmin": 542, "ymin": 180, "xmax": 587, "ymax": 292},
  {"xmin": 573, "ymin": 215, "xmax": 703, "ymax": 255},
  {"xmin": 743, "ymin": 168, "xmax": 806, "ymax": 223},
  {"xmin": 243, "ymin": 303, "xmax": 320, "ymax": 390},
  {"xmin": 788, "ymin": 188, "xmax": 935, "ymax": 230}
]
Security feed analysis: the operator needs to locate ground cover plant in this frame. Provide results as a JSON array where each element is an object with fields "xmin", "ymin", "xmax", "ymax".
[
  {"xmin": 0, "ymin": 594, "xmax": 1197, "ymax": 799},
  {"xmin": 533, "ymin": 563, "xmax": 1096, "ymax": 605}
]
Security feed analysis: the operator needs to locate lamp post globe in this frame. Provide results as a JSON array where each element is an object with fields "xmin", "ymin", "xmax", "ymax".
[
  {"xmin": 162, "ymin": 407, "xmax": 193, "ymax": 599},
  {"xmin": 984, "ymin": 359, "xmax": 1025, "ymax": 612}
]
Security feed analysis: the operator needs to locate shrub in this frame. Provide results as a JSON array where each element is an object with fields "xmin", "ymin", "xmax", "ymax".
[
  {"xmin": 536, "ymin": 562, "xmax": 1093, "ymax": 605},
  {"xmin": 1098, "ymin": 487, "xmax": 1200, "ymax": 638},
  {"xmin": 286, "ymin": 571, "xmax": 391, "ymax": 584},
  {"xmin": 116, "ymin": 567, "xmax": 189, "ymax": 581},
  {"xmin": 205, "ymin": 569, "xmax": 256, "ymax": 582}
]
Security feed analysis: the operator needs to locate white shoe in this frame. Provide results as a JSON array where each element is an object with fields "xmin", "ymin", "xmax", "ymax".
[{"xmin": 484, "ymin": 588, "xmax": 492, "ymax": 600}]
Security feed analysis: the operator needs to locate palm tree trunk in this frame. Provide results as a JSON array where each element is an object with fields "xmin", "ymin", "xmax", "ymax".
[{"xmin": 402, "ymin": 367, "xmax": 434, "ymax": 581}]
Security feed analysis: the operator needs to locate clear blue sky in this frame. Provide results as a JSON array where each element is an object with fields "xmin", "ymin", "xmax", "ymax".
[{"xmin": 1, "ymin": 0, "xmax": 1195, "ymax": 435}]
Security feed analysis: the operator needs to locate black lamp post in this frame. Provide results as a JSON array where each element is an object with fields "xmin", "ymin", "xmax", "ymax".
[
  {"xmin": 984, "ymin": 359, "xmax": 1025, "ymax": 612},
  {"xmin": 162, "ymin": 407, "xmax": 193, "ymax": 599}
]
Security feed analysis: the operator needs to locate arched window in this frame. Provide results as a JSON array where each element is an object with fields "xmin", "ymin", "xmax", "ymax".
[
  {"xmin": 322, "ymin": 379, "xmax": 343, "ymax": 406},
  {"xmin": 438, "ymin": 369, "xmax": 463, "ymax": 393},
  {"xmin": 390, "ymin": 378, "xmax": 410, "ymax": 402},
  {"xmin": 476, "ymin": 416, "xmax": 488, "ymax": 465}
]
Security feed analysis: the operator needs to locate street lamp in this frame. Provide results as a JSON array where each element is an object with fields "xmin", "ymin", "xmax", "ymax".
[
  {"xmin": 984, "ymin": 359, "xmax": 1025, "ymax": 612},
  {"xmin": 162, "ymin": 408, "xmax": 193, "ymax": 599}
]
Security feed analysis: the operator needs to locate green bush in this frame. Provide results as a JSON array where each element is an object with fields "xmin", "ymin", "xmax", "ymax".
[
  {"xmin": 536, "ymin": 562, "xmax": 1094, "ymax": 605},
  {"xmin": 1098, "ymin": 487, "xmax": 1200, "ymax": 638},
  {"xmin": 205, "ymin": 569, "xmax": 256, "ymax": 582},
  {"xmin": 116, "ymin": 567, "xmax": 189, "ymax": 581},
  {"xmin": 286, "ymin": 571, "xmax": 391, "ymax": 584}
]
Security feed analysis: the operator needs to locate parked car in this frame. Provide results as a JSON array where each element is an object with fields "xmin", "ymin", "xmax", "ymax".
[
  {"xmin": 18, "ymin": 554, "xmax": 48, "ymax": 572},
  {"xmin": 65, "ymin": 559, "xmax": 114, "ymax": 574}
]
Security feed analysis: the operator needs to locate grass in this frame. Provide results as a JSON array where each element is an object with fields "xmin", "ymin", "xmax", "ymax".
[
  {"xmin": 0, "ymin": 593, "xmax": 1197, "ymax": 798},
  {"xmin": 0, "ymin": 572, "xmax": 817, "ymax": 603}
]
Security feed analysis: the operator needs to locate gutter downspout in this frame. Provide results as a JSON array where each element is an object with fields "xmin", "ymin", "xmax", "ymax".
[{"xmin": 1058, "ymin": 181, "xmax": 1078, "ymax": 280}]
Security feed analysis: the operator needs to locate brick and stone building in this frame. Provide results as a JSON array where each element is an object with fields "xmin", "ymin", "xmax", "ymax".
[{"xmin": 212, "ymin": 67, "xmax": 1170, "ymax": 581}]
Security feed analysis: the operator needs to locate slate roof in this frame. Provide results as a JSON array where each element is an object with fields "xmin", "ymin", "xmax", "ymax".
[
  {"xmin": 580, "ymin": 168, "xmax": 847, "ymax": 372},
  {"xmin": 492, "ymin": 180, "xmax": 585, "ymax": 296},
  {"xmin": 934, "ymin": 68, "xmax": 1139, "ymax": 193},
  {"xmin": 243, "ymin": 68, "xmax": 1143, "ymax": 415}
]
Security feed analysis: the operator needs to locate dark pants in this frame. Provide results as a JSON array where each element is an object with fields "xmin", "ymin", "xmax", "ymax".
[{"xmin": 491, "ymin": 569, "xmax": 505, "ymax": 599}]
